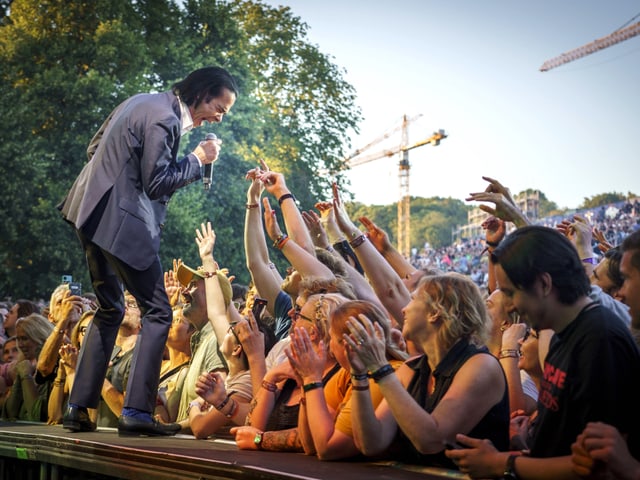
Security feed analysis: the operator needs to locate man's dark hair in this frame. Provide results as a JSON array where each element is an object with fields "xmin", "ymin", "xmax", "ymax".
[
  {"xmin": 15, "ymin": 299, "xmax": 41, "ymax": 318},
  {"xmin": 490, "ymin": 226, "xmax": 590, "ymax": 305},
  {"xmin": 621, "ymin": 229, "xmax": 640, "ymax": 273},
  {"xmin": 172, "ymin": 66, "xmax": 238, "ymax": 108},
  {"xmin": 603, "ymin": 246, "xmax": 624, "ymax": 291}
]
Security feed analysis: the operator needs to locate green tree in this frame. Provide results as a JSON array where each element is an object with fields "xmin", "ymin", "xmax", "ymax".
[
  {"xmin": 0, "ymin": 0, "xmax": 361, "ymax": 298},
  {"xmin": 579, "ymin": 192, "xmax": 635, "ymax": 210}
]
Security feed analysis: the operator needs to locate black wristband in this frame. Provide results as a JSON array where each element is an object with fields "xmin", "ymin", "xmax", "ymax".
[
  {"xmin": 369, "ymin": 364, "xmax": 394, "ymax": 382},
  {"xmin": 214, "ymin": 395, "xmax": 231, "ymax": 411},
  {"xmin": 486, "ymin": 240, "xmax": 500, "ymax": 247},
  {"xmin": 278, "ymin": 193, "xmax": 295, "ymax": 206},
  {"xmin": 302, "ymin": 381, "xmax": 323, "ymax": 392}
]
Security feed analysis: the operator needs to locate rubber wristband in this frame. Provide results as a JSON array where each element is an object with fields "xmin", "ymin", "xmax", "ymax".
[
  {"xmin": 486, "ymin": 240, "xmax": 500, "ymax": 247},
  {"xmin": 369, "ymin": 364, "xmax": 394, "ymax": 382},
  {"xmin": 352, "ymin": 384, "xmax": 370, "ymax": 391},
  {"xmin": 278, "ymin": 193, "xmax": 295, "ymax": 206},
  {"xmin": 582, "ymin": 257, "xmax": 596, "ymax": 265},
  {"xmin": 302, "ymin": 382, "xmax": 323, "ymax": 392},
  {"xmin": 350, "ymin": 372, "xmax": 368, "ymax": 381}
]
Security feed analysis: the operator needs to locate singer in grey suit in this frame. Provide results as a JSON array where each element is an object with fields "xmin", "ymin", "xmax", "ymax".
[{"xmin": 58, "ymin": 67, "xmax": 238, "ymax": 436}]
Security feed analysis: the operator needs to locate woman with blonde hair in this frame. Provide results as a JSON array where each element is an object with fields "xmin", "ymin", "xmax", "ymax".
[
  {"xmin": 346, "ymin": 273, "xmax": 510, "ymax": 469},
  {"xmin": 2, "ymin": 313, "xmax": 54, "ymax": 421}
]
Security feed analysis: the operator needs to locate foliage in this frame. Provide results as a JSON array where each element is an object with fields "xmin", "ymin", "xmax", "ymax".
[
  {"xmin": 579, "ymin": 192, "xmax": 636, "ymax": 210},
  {"xmin": 0, "ymin": 0, "xmax": 361, "ymax": 298}
]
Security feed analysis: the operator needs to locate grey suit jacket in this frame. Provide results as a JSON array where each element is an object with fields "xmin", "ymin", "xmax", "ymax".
[{"xmin": 59, "ymin": 91, "xmax": 202, "ymax": 270}]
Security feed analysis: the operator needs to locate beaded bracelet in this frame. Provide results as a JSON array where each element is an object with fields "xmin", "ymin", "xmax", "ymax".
[
  {"xmin": 272, "ymin": 234, "xmax": 287, "ymax": 248},
  {"xmin": 302, "ymin": 382, "xmax": 323, "ymax": 392},
  {"xmin": 349, "ymin": 234, "xmax": 367, "ymax": 249},
  {"xmin": 369, "ymin": 364, "xmax": 394, "ymax": 382},
  {"xmin": 276, "ymin": 236, "xmax": 290, "ymax": 250},
  {"xmin": 246, "ymin": 203, "xmax": 259, "ymax": 209},
  {"xmin": 215, "ymin": 395, "xmax": 231, "ymax": 411}
]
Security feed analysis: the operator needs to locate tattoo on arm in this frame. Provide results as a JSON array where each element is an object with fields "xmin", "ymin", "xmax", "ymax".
[{"xmin": 262, "ymin": 428, "xmax": 302, "ymax": 452}]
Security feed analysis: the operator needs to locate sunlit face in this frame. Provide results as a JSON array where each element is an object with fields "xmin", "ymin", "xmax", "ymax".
[
  {"xmin": 221, "ymin": 323, "xmax": 241, "ymax": 359},
  {"xmin": 167, "ymin": 308, "xmax": 192, "ymax": 346},
  {"xmin": 4, "ymin": 304, "xmax": 19, "ymax": 333},
  {"xmin": 77, "ymin": 315, "xmax": 93, "ymax": 348},
  {"xmin": 590, "ymin": 257, "xmax": 618, "ymax": 297},
  {"xmin": 486, "ymin": 289, "xmax": 513, "ymax": 336},
  {"xmin": 182, "ymin": 278, "xmax": 208, "ymax": 329},
  {"xmin": 518, "ymin": 328, "xmax": 542, "ymax": 378},
  {"xmin": 2, "ymin": 338, "xmax": 18, "ymax": 363},
  {"xmin": 618, "ymin": 250, "xmax": 640, "ymax": 329},
  {"xmin": 16, "ymin": 324, "xmax": 37, "ymax": 360},
  {"xmin": 401, "ymin": 292, "xmax": 429, "ymax": 343},
  {"xmin": 495, "ymin": 265, "xmax": 545, "ymax": 330},
  {"xmin": 122, "ymin": 294, "xmax": 141, "ymax": 331},
  {"xmin": 281, "ymin": 268, "xmax": 301, "ymax": 296},
  {"xmin": 190, "ymin": 88, "xmax": 236, "ymax": 127}
]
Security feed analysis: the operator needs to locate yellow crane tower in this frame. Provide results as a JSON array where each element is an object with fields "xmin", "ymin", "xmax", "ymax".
[{"xmin": 344, "ymin": 115, "xmax": 447, "ymax": 258}]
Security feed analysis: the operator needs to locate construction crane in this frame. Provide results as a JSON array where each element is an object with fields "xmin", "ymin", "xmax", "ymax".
[
  {"xmin": 344, "ymin": 115, "xmax": 447, "ymax": 258},
  {"xmin": 540, "ymin": 19, "xmax": 640, "ymax": 72}
]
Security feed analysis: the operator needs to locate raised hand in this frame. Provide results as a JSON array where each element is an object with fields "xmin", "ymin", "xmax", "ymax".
[
  {"xmin": 359, "ymin": 216, "xmax": 390, "ymax": 253},
  {"xmin": 284, "ymin": 327, "xmax": 325, "ymax": 384},
  {"xmin": 343, "ymin": 314, "xmax": 388, "ymax": 373},
  {"xmin": 195, "ymin": 221, "xmax": 216, "ymax": 260},
  {"xmin": 481, "ymin": 216, "xmax": 506, "ymax": 247}
]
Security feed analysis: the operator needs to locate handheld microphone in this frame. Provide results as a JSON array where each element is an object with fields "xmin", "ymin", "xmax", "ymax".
[{"xmin": 203, "ymin": 132, "xmax": 217, "ymax": 190}]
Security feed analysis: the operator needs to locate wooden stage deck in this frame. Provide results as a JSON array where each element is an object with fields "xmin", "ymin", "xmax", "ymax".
[{"xmin": 0, "ymin": 421, "xmax": 467, "ymax": 480}]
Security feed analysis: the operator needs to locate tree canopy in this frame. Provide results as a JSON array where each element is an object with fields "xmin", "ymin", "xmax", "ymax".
[{"xmin": 0, "ymin": 0, "xmax": 361, "ymax": 298}]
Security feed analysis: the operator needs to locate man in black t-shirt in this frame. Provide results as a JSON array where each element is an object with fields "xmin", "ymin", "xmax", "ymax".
[{"xmin": 446, "ymin": 226, "xmax": 640, "ymax": 479}]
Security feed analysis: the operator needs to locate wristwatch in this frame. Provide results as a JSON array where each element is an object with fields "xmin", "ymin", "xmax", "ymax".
[
  {"xmin": 503, "ymin": 453, "xmax": 520, "ymax": 479},
  {"xmin": 253, "ymin": 431, "xmax": 264, "ymax": 450}
]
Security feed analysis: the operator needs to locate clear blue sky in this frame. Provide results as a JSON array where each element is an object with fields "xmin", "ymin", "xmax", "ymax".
[{"xmin": 261, "ymin": 0, "xmax": 640, "ymax": 209}]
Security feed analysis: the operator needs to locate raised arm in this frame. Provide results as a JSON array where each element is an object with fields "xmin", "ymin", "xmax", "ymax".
[
  {"xmin": 244, "ymin": 164, "xmax": 284, "ymax": 315},
  {"xmin": 262, "ymin": 198, "xmax": 335, "ymax": 283},
  {"xmin": 359, "ymin": 215, "xmax": 417, "ymax": 280},
  {"xmin": 195, "ymin": 222, "xmax": 229, "ymax": 346},
  {"xmin": 332, "ymin": 183, "xmax": 410, "ymax": 326},
  {"xmin": 466, "ymin": 176, "xmax": 531, "ymax": 228}
]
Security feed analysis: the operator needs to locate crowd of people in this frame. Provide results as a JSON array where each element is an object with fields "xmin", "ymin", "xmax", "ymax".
[
  {"xmin": 1, "ymin": 66, "xmax": 640, "ymax": 479},
  {"xmin": 1, "ymin": 169, "xmax": 639, "ymax": 478}
]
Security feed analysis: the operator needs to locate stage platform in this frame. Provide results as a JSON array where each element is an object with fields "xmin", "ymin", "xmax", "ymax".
[{"xmin": 0, "ymin": 421, "xmax": 467, "ymax": 480}]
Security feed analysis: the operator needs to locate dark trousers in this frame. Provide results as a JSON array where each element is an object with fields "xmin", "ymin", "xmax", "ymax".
[{"xmin": 69, "ymin": 230, "xmax": 172, "ymax": 413}]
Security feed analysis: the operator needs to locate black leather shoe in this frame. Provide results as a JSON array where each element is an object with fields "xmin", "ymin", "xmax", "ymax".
[
  {"xmin": 63, "ymin": 406, "xmax": 97, "ymax": 432},
  {"xmin": 117, "ymin": 415, "xmax": 181, "ymax": 437}
]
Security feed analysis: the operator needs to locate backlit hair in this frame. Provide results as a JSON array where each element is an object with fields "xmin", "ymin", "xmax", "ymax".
[{"xmin": 415, "ymin": 273, "xmax": 491, "ymax": 348}]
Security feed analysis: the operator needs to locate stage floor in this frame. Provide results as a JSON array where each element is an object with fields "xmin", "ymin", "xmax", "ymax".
[{"xmin": 0, "ymin": 421, "xmax": 467, "ymax": 480}]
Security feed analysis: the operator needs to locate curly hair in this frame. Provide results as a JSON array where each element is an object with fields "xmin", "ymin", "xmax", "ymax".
[{"xmin": 415, "ymin": 273, "xmax": 491, "ymax": 349}]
